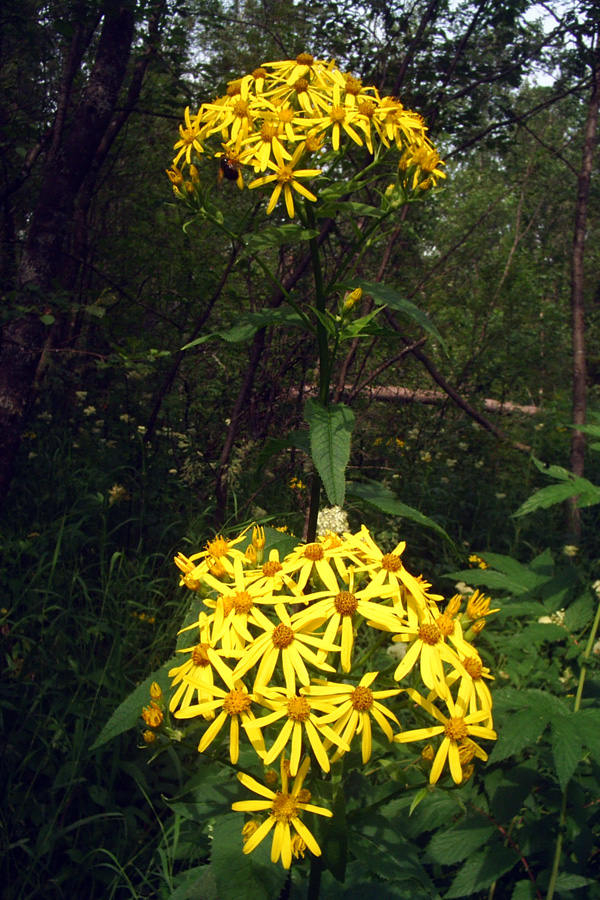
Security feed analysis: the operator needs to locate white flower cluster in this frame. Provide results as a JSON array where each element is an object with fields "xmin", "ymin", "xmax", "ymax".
[
  {"xmin": 316, "ymin": 505, "xmax": 350, "ymax": 537},
  {"xmin": 538, "ymin": 609, "xmax": 565, "ymax": 626}
]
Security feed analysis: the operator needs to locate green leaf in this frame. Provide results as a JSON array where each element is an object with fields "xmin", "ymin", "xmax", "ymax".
[
  {"xmin": 488, "ymin": 709, "xmax": 550, "ymax": 763},
  {"xmin": 473, "ymin": 553, "xmax": 548, "ymax": 589},
  {"xmin": 563, "ymin": 594, "xmax": 594, "ymax": 631},
  {"xmin": 40, "ymin": 314, "xmax": 55, "ymax": 325},
  {"xmin": 571, "ymin": 709, "xmax": 600, "ymax": 760},
  {"xmin": 182, "ymin": 307, "xmax": 310, "ymax": 350},
  {"xmin": 168, "ymin": 865, "xmax": 217, "ymax": 900},
  {"xmin": 551, "ymin": 714, "xmax": 582, "ymax": 790},
  {"xmin": 304, "ymin": 399, "xmax": 355, "ymax": 506},
  {"xmin": 89, "ymin": 657, "xmax": 179, "ymax": 750},
  {"xmin": 514, "ymin": 479, "xmax": 600, "ymax": 517},
  {"xmin": 445, "ymin": 568, "xmax": 535, "ymax": 595},
  {"xmin": 347, "ymin": 481, "xmax": 450, "ymax": 541},
  {"xmin": 510, "ymin": 881, "xmax": 536, "ymax": 900},
  {"xmin": 351, "ymin": 817, "xmax": 439, "ymax": 896},
  {"xmin": 317, "ymin": 200, "xmax": 384, "ymax": 219},
  {"xmin": 553, "ymin": 873, "xmax": 597, "ymax": 891},
  {"xmin": 211, "ymin": 813, "xmax": 286, "ymax": 900},
  {"xmin": 243, "ymin": 224, "xmax": 318, "ymax": 251},
  {"xmin": 427, "ymin": 819, "xmax": 496, "ymax": 865},
  {"xmin": 351, "ymin": 279, "xmax": 445, "ymax": 348},
  {"xmin": 444, "ymin": 845, "xmax": 519, "ymax": 897}
]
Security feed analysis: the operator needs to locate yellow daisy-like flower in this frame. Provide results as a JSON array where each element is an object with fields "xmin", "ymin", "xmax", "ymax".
[
  {"xmin": 388, "ymin": 614, "xmax": 471, "ymax": 698},
  {"xmin": 168, "ymin": 612, "xmax": 234, "ymax": 716},
  {"xmin": 173, "ymin": 681, "xmax": 265, "ymax": 764},
  {"xmin": 465, "ymin": 589, "xmax": 500, "ymax": 620},
  {"xmin": 291, "ymin": 567, "xmax": 400, "ymax": 672},
  {"xmin": 395, "ymin": 685, "xmax": 496, "ymax": 783},
  {"xmin": 344, "ymin": 525, "xmax": 427, "ymax": 612},
  {"xmin": 201, "ymin": 557, "xmax": 286, "ymax": 653},
  {"xmin": 173, "ymin": 106, "xmax": 204, "ymax": 166},
  {"xmin": 244, "ymin": 688, "xmax": 350, "ymax": 774},
  {"xmin": 232, "ymin": 754, "xmax": 332, "ymax": 869},
  {"xmin": 248, "ymin": 142, "xmax": 321, "ymax": 218},
  {"xmin": 304, "ymin": 672, "xmax": 400, "ymax": 763},
  {"xmin": 278, "ymin": 534, "xmax": 359, "ymax": 595},
  {"xmin": 231, "ymin": 604, "xmax": 340, "ymax": 695}
]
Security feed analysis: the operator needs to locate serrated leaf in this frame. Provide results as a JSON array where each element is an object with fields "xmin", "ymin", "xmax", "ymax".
[
  {"xmin": 304, "ymin": 399, "xmax": 355, "ymax": 506},
  {"xmin": 515, "ymin": 463, "xmax": 600, "ymax": 515},
  {"xmin": 571, "ymin": 708, "xmax": 600, "ymax": 760},
  {"xmin": 351, "ymin": 817, "xmax": 439, "ymax": 895},
  {"xmin": 351, "ymin": 280, "xmax": 445, "ymax": 348},
  {"xmin": 168, "ymin": 865, "xmax": 217, "ymax": 900},
  {"xmin": 427, "ymin": 819, "xmax": 495, "ymax": 865},
  {"xmin": 446, "ymin": 568, "xmax": 533, "ymax": 595},
  {"xmin": 488, "ymin": 709, "xmax": 550, "ymax": 763},
  {"xmin": 563, "ymin": 594, "xmax": 594, "ymax": 631},
  {"xmin": 244, "ymin": 224, "xmax": 318, "ymax": 250},
  {"xmin": 89, "ymin": 657, "xmax": 179, "ymax": 750},
  {"xmin": 347, "ymin": 481, "xmax": 450, "ymax": 540},
  {"xmin": 510, "ymin": 880, "xmax": 535, "ymax": 900},
  {"xmin": 444, "ymin": 845, "xmax": 519, "ymax": 897},
  {"xmin": 211, "ymin": 813, "xmax": 286, "ymax": 900},
  {"xmin": 551, "ymin": 715, "xmax": 582, "ymax": 790},
  {"xmin": 473, "ymin": 553, "xmax": 547, "ymax": 589},
  {"xmin": 554, "ymin": 873, "xmax": 597, "ymax": 890}
]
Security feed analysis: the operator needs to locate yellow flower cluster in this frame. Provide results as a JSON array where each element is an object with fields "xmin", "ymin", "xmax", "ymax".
[
  {"xmin": 166, "ymin": 524, "xmax": 497, "ymax": 868},
  {"xmin": 169, "ymin": 53, "xmax": 445, "ymax": 218}
]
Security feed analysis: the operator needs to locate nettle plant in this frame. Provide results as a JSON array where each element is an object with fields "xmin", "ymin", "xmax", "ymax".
[{"xmin": 94, "ymin": 55, "xmax": 501, "ymax": 899}]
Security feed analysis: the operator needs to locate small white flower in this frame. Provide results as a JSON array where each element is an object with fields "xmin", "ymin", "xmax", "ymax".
[
  {"xmin": 317, "ymin": 506, "xmax": 350, "ymax": 537},
  {"xmin": 75, "ymin": 391, "xmax": 88, "ymax": 402},
  {"xmin": 83, "ymin": 405, "xmax": 96, "ymax": 416},
  {"xmin": 454, "ymin": 581, "xmax": 475, "ymax": 596},
  {"xmin": 563, "ymin": 545, "xmax": 579, "ymax": 558}
]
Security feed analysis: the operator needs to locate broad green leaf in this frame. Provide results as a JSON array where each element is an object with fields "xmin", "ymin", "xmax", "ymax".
[
  {"xmin": 445, "ymin": 568, "xmax": 533, "ymax": 595},
  {"xmin": 168, "ymin": 865, "xmax": 217, "ymax": 900},
  {"xmin": 563, "ymin": 593, "xmax": 594, "ymax": 631},
  {"xmin": 89, "ymin": 657, "xmax": 179, "ymax": 750},
  {"xmin": 347, "ymin": 481, "xmax": 450, "ymax": 541},
  {"xmin": 304, "ymin": 399, "xmax": 355, "ymax": 506},
  {"xmin": 427, "ymin": 819, "xmax": 495, "ymax": 865},
  {"xmin": 551, "ymin": 715, "xmax": 582, "ymax": 790},
  {"xmin": 351, "ymin": 279, "xmax": 445, "ymax": 347},
  {"xmin": 508, "ymin": 622, "xmax": 569, "ymax": 648},
  {"xmin": 571, "ymin": 708, "xmax": 600, "ymax": 760},
  {"xmin": 182, "ymin": 307, "xmax": 310, "ymax": 350},
  {"xmin": 531, "ymin": 457, "xmax": 573, "ymax": 481},
  {"xmin": 351, "ymin": 817, "xmax": 439, "ymax": 896},
  {"xmin": 444, "ymin": 845, "xmax": 519, "ymax": 898},
  {"xmin": 488, "ymin": 709, "xmax": 550, "ymax": 763},
  {"xmin": 554, "ymin": 873, "xmax": 597, "ymax": 890},
  {"xmin": 514, "ymin": 479, "xmax": 600, "ymax": 517},
  {"xmin": 211, "ymin": 813, "xmax": 286, "ymax": 900},
  {"xmin": 472, "ymin": 553, "xmax": 547, "ymax": 589},
  {"xmin": 510, "ymin": 881, "xmax": 536, "ymax": 900},
  {"xmin": 243, "ymin": 224, "xmax": 318, "ymax": 250}
]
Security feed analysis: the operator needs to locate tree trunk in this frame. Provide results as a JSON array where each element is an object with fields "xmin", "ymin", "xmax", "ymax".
[
  {"xmin": 567, "ymin": 39, "xmax": 600, "ymax": 541},
  {"xmin": 0, "ymin": 4, "xmax": 135, "ymax": 507}
]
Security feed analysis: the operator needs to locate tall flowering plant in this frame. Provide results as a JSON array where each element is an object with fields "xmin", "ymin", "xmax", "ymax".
[{"xmin": 100, "ymin": 54, "xmax": 498, "ymax": 897}]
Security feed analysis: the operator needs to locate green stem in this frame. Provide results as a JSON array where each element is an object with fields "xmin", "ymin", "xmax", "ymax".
[
  {"xmin": 546, "ymin": 585, "xmax": 600, "ymax": 900},
  {"xmin": 304, "ymin": 201, "xmax": 330, "ymax": 542},
  {"xmin": 307, "ymin": 852, "xmax": 323, "ymax": 900}
]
